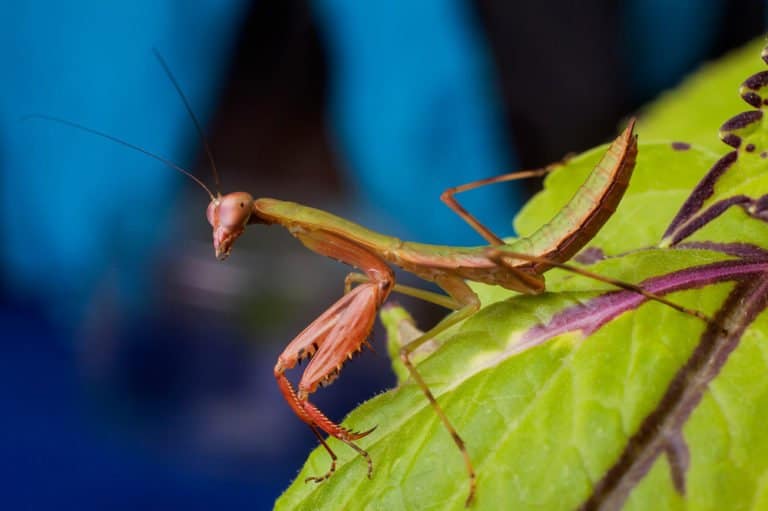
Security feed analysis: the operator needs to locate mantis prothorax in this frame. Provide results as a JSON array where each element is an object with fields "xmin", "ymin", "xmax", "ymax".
[{"xmin": 29, "ymin": 51, "xmax": 719, "ymax": 507}]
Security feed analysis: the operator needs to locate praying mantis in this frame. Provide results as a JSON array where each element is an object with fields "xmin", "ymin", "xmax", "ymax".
[{"xmin": 29, "ymin": 52, "xmax": 720, "ymax": 508}]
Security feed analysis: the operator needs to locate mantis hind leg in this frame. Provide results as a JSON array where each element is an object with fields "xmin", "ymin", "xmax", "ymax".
[
  {"xmin": 441, "ymin": 165, "xmax": 561, "ymax": 245},
  {"xmin": 484, "ymin": 247, "xmax": 717, "ymax": 326}
]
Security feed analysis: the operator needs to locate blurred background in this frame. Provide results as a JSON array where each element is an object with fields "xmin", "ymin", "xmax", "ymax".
[{"xmin": 0, "ymin": 1, "xmax": 764, "ymax": 509}]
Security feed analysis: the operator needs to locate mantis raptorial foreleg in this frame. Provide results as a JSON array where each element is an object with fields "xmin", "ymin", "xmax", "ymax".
[{"xmin": 273, "ymin": 230, "xmax": 395, "ymax": 481}]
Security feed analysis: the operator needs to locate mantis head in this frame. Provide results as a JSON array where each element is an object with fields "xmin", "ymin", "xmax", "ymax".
[
  {"xmin": 207, "ymin": 191, "xmax": 255, "ymax": 260},
  {"xmin": 28, "ymin": 56, "xmax": 261, "ymax": 262}
]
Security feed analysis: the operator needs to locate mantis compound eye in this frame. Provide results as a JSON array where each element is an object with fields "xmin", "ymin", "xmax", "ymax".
[
  {"xmin": 209, "ymin": 192, "xmax": 254, "ymax": 260},
  {"xmin": 218, "ymin": 193, "xmax": 254, "ymax": 229},
  {"xmin": 206, "ymin": 199, "xmax": 219, "ymax": 227}
]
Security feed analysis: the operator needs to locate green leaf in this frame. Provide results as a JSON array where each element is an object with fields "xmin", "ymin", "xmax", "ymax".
[
  {"xmin": 639, "ymin": 37, "xmax": 766, "ymax": 152},
  {"xmin": 275, "ymin": 40, "xmax": 768, "ymax": 510}
]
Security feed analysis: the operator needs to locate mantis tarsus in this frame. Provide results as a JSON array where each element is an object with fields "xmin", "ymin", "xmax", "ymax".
[{"xmin": 30, "ymin": 51, "xmax": 719, "ymax": 507}]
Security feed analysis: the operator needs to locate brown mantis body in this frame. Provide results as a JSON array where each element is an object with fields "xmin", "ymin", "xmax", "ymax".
[
  {"xmin": 206, "ymin": 120, "xmax": 648, "ymax": 507},
  {"xmin": 30, "ymin": 52, "xmax": 718, "ymax": 507}
]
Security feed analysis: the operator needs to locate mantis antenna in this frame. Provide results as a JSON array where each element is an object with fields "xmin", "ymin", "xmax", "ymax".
[
  {"xmin": 21, "ymin": 114, "xmax": 216, "ymax": 201},
  {"xmin": 152, "ymin": 48, "xmax": 223, "ymax": 194}
]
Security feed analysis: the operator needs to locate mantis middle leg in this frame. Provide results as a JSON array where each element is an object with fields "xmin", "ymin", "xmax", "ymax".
[
  {"xmin": 397, "ymin": 275, "xmax": 481, "ymax": 507},
  {"xmin": 345, "ymin": 271, "xmax": 481, "ymax": 505}
]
